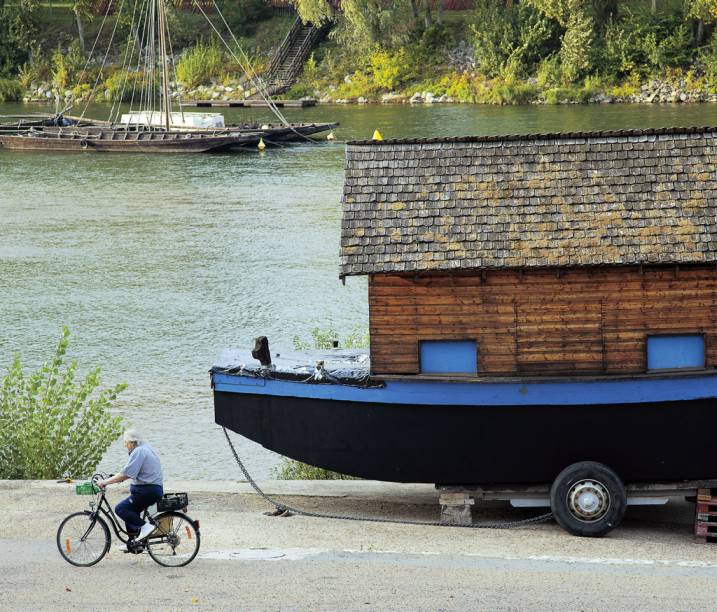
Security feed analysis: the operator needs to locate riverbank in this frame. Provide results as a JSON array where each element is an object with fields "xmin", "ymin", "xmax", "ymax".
[{"xmin": 2, "ymin": 479, "xmax": 716, "ymax": 610}]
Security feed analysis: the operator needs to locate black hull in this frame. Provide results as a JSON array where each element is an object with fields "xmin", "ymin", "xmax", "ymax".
[{"xmin": 214, "ymin": 390, "xmax": 717, "ymax": 485}]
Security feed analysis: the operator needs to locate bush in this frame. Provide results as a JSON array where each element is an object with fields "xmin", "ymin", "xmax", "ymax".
[
  {"xmin": 103, "ymin": 69, "xmax": 154, "ymax": 102},
  {"xmin": 369, "ymin": 48, "xmax": 413, "ymax": 91},
  {"xmin": 0, "ymin": 77, "xmax": 22, "ymax": 101},
  {"xmin": 598, "ymin": 8, "xmax": 696, "ymax": 78},
  {"xmin": 472, "ymin": 0, "xmax": 557, "ymax": 79},
  {"xmin": 0, "ymin": 327, "xmax": 126, "ymax": 480},
  {"xmin": 176, "ymin": 39, "xmax": 225, "ymax": 89},
  {"xmin": 273, "ymin": 460, "xmax": 359, "ymax": 480}
]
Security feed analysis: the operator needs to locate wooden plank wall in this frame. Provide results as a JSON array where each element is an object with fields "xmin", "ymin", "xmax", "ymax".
[{"xmin": 368, "ymin": 266, "xmax": 717, "ymax": 376}]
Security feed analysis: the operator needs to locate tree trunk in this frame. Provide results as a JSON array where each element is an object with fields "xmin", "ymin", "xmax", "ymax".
[
  {"xmin": 651, "ymin": 0, "xmax": 656, "ymax": 15},
  {"xmin": 506, "ymin": 0, "xmax": 514, "ymax": 9},
  {"xmin": 410, "ymin": 0, "xmax": 420, "ymax": 21},
  {"xmin": 436, "ymin": 0, "xmax": 444, "ymax": 24},
  {"xmin": 422, "ymin": 0, "xmax": 432, "ymax": 28},
  {"xmin": 74, "ymin": 7, "xmax": 86, "ymax": 56},
  {"xmin": 697, "ymin": 19, "xmax": 705, "ymax": 45}
]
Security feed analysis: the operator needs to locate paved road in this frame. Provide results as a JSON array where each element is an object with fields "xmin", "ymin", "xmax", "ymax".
[{"xmin": 2, "ymin": 480, "xmax": 716, "ymax": 610}]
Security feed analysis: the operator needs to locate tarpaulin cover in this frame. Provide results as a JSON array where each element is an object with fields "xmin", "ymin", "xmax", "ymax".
[{"xmin": 211, "ymin": 348, "xmax": 371, "ymax": 384}]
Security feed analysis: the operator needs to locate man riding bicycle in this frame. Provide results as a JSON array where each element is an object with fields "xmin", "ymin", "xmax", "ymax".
[{"xmin": 97, "ymin": 429, "xmax": 163, "ymax": 543}]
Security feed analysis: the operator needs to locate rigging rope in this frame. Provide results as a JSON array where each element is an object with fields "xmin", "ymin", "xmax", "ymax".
[
  {"xmin": 190, "ymin": 0, "xmax": 318, "ymax": 143},
  {"xmin": 60, "ymin": 0, "xmax": 116, "ymax": 116},
  {"xmin": 78, "ymin": 0, "xmax": 126, "ymax": 123},
  {"xmin": 222, "ymin": 427, "xmax": 554, "ymax": 530},
  {"xmin": 108, "ymin": 0, "xmax": 142, "ymax": 124}
]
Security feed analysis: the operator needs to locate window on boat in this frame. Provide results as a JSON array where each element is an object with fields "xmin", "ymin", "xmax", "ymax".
[
  {"xmin": 646, "ymin": 334, "xmax": 705, "ymax": 371},
  {"xmin": 419, "ymin": 340, "xmax": 478, "ymax": 375}
]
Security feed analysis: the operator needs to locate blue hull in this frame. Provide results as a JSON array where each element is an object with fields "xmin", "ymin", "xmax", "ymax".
[{"xmin": 212, "ymin": 371, "xmax": 717, "ymax": 484}]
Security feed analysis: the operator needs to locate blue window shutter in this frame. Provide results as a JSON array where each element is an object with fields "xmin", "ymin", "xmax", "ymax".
[
  {"xmin": 647, "ymin": 335, "xmax": 705, "ymax": 370},
  {"xmin": 420, "ymin": 340, "xmax": 478, "ymax": 374}
]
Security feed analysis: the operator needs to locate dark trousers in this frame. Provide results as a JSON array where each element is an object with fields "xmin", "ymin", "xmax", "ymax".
[{"xmin": 115, "ymin": 484, "xmax": 164, "ymax": 537}]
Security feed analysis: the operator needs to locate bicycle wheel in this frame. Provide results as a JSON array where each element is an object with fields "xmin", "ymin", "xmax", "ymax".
[
  {"xmin": 57, "ymin": 511, "xmax": 111, "ymax": 567},
  {"xmin": 146, "ymin": 511, "xmax": 200, "ymax": 567}
]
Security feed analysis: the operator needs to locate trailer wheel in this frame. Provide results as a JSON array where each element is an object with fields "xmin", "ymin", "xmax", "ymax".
[{"xmin": 550, "ymin": 461, "xmax": 626, "ymax": 537}]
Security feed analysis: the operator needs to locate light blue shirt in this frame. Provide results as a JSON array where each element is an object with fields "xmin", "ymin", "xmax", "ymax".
[{"xmin": 122, "ymin": 443, "xmax": 163, "ymax": 486}]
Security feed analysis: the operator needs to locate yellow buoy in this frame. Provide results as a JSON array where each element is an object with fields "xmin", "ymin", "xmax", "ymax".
[
  {"xmin": 327, "ymin": 131, "xmax": 335, "ymax": 141},
  {"xmin": 372, "ymin": 129, "xmax": 383, "ymax": 141},
  {"xmin": 257, "ymin": 137, "xmax": 266, "ymax": 151}
]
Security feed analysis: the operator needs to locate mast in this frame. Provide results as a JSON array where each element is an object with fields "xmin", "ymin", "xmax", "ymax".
[{"xmin": 158, "ymin": 0, "xmax": 171, "ymax": 131}]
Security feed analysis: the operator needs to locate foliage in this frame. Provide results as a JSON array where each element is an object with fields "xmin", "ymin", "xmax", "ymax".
[
  {"xmin": 217, "ymin": 0, "xmax": 272, "ymax": 37},
  {"xmin": 292, "ymin": 325, "xmax": 369, "ymax": 351},
  {"xmin": 0, "ymin": 327, "xmax": 126, "ymax": 480},
  {"xmin": 598, "ymin": 8, "xmax": 695, "ymax": 77},
  {"xmin": 176, "ymin": 38, "xmax": 225, "ymax": 89},
  {"xmin": 103, "ymin": 69, "xmax": 154, "ymax": 102},
  {"xmin": 559, "ymin": 8, "xmax": 594, "ymax": 82},
  {"xmin": 17, "ymin": 50, "xmax": 49, "ymax": 89},
  {"xmin": 0, "ymin": 1, "xmax": 38, "ymax": 77},
  {"xmin": 50, "ymin": 40, "xmax": 85, "ymax": 90},
  {"xmin": 0, "ymin": 77, "xmax": 22, "ymax": 101},
  {"xmin": 472, "ymin": 0, "xmax": 557, "ymax": 79},
  {"xmin": 273, "ymin": 460, "xmax": 359, "ymax": 480}
]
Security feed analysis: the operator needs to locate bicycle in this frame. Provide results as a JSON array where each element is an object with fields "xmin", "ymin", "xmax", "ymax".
[{"xmin": 56, "ymin": 473, "xmax": 201, "ymax": 567}]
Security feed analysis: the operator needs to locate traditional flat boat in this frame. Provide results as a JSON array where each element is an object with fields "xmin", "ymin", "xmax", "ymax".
[
  {"xmin": 0, "ymin": 128, "xmax": 260, "ymax": 153},
  {"xmin": 212, "ymin": 126, "xmax": 717, "ymax": 536}
]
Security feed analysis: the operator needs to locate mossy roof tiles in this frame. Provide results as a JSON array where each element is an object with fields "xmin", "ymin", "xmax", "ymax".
[{"xmin": 339, "ymin": 127, "xmax": 717, "ymax": 276}]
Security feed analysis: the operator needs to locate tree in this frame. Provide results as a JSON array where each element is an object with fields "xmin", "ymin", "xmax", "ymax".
[
  {"xmin": 72, "ymin": 0, "xmax": 94, "ymax": 55},
  {"xmin": 524, "ymin": 0, "xmax": 595, "ymax": 81},
  {"xmin": 0, "ymin": 0, "xmax": 38, "ymax": 77},
  {"xmin": 685, "ymin": 0, "xmax": 717, "ymax": 45},
  {"xmin": 0, "ymin": 327, "xmax": 126, "ymax": 480}
]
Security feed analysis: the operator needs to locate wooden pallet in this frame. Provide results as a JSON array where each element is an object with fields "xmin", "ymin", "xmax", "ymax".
[{"xmin": 695, "ymin": 488, "xmax": 717, "ymax": 543}]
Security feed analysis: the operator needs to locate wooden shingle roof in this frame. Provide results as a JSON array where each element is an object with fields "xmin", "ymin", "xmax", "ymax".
[{"xmin": 339, "ymin": 127, "xmax": 717, "ymax": 277}]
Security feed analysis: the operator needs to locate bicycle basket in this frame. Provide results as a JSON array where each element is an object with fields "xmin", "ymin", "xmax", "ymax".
[
  {"xmin": 157, "ymin": 492, "xmax": 188, "ymax": 512},
  {"xmin": 75, "ymin": 481, "xmax": 100, "ymax": 495}
]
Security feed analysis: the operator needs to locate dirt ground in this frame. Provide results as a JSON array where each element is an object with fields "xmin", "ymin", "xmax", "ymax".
[{"xmin": 2, "ymin": 479, "xmax": 716, "ymax": 610}]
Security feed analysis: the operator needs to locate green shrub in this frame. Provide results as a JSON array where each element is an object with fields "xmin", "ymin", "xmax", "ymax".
[
  {"xmin": 273, "ymin": 460, "xmax": 359, "ymax": 480},
  {"xmin": 598, "ymin": 8, "xmax": 696, "ymax": 78},
  {"xmin": 472, "ymin": 0, "xmax": 556, "ymax": 79},
  {"xmin": 369, "ymin": 48, "xmax": 413, "ymax": 91},
  {"xmin": 542, "ymin": 86, "xmax": 589, "ymax": 104},
  {"xmin": 0, "ymin": 327, "xmax": 126, "ymax": 480},
  {"xmin": 490, "ymin": 80, "xmax": 538, "ymax": 104},
  {"xmin": 0, "ymin": 77, "xmax": 22, "ymax": 101},
  {"xmin": 292, "ymin": 325, "xmax": 369, "ymax": 351},
  {"xmin": 176, "ymin": 39, "xmax": 225, "ymax": 89},
  {"xmin": 535, "ymin": 54, "xmax": 563, "ymax": 88},
  {"xmin": 103, "ymin": 69, "xmax": 154, "ymax": 102}
]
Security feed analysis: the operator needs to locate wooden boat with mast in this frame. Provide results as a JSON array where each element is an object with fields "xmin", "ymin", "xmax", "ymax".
[{"xmin": 0, "ymin": 0, "xmax": 329, "ymax": 152}]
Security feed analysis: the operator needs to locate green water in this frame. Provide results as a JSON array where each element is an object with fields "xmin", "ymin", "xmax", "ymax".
[{"xmin": 2, "ymin": 101, "xmax": 717, "ymax": 479}]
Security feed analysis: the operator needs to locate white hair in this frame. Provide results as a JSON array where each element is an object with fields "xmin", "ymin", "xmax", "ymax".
[{"xmin": 123, "ymin": 429, "xmax": 143, "ymax": 444}]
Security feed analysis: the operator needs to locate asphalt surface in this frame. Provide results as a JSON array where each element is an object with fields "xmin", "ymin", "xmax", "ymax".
[{"xmin": 2, "ymin": 480, "xmax": 716, "ymax": 610}]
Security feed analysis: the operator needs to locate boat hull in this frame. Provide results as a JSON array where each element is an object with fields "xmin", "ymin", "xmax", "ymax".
[
  {"xmin": 213, "ymin": 375, "xmax": 717, "ymax": 485},
  {"xmin": 0, "ymin": 132, "xmax": 255, "ymax": 153}
]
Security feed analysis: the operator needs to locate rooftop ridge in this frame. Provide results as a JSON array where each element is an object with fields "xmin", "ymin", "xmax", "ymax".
[{"xmin": 347, "ymin": 125, "xmax": 717, "ymax": 147}]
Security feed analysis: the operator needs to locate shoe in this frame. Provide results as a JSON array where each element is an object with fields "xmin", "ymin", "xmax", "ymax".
[{"xmin": 136, "ymin": 522, "xmax": 156, "ymax": 541}]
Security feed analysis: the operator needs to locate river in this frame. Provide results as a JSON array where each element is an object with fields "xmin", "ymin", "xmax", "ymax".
[{"xmin": 2, "ymin": 101, "xmax": 717, "ymax": 480}]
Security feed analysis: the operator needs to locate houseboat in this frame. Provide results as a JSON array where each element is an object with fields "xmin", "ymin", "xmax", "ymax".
[{"xmin": 212, "ymin": 127, "xmax": 717, "ymax": 536}]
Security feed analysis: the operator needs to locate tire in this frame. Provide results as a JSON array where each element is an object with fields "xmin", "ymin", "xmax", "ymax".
[
  {"xmin": 146, "ymin": 511, "xmax": 200, "ymax": 567},
  {"xmin": 57, "ymin": 511, "xmax": 111, "ymax": 567},
  {"xmin": 550, "ymin": 461, "xmax": 627, "ymax": 537}
]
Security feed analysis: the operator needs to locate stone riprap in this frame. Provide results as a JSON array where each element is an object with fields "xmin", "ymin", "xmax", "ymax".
[{"xmin": 339, "ymin": 127, "xmax": 717, "ymax": 276}]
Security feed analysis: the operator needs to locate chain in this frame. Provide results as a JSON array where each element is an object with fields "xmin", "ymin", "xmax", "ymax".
[{"xmin": 222, "ymin": 427, "xmax": 553, "ymax": 530}]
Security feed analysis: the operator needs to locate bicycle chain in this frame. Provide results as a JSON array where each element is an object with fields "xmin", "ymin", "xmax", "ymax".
[{"xmin": 222, "ymin": 427, "xmax": 553, "ymax": 529}]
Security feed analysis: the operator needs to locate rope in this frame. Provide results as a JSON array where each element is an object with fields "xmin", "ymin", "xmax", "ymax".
[
  {"xmin": 78, "ymin": 0, "xmax": 125, "ymax": 123},
  {"xmin": 60, "ymin": 0, "xmax": 116, "ymax": 116},
  {"xmin": 222, "ymin": 427, "xmax": 553, "ymax": 530},
  {"xmin": 191, "ymin": 0, "xmax": 318, "ymax": 144}
]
